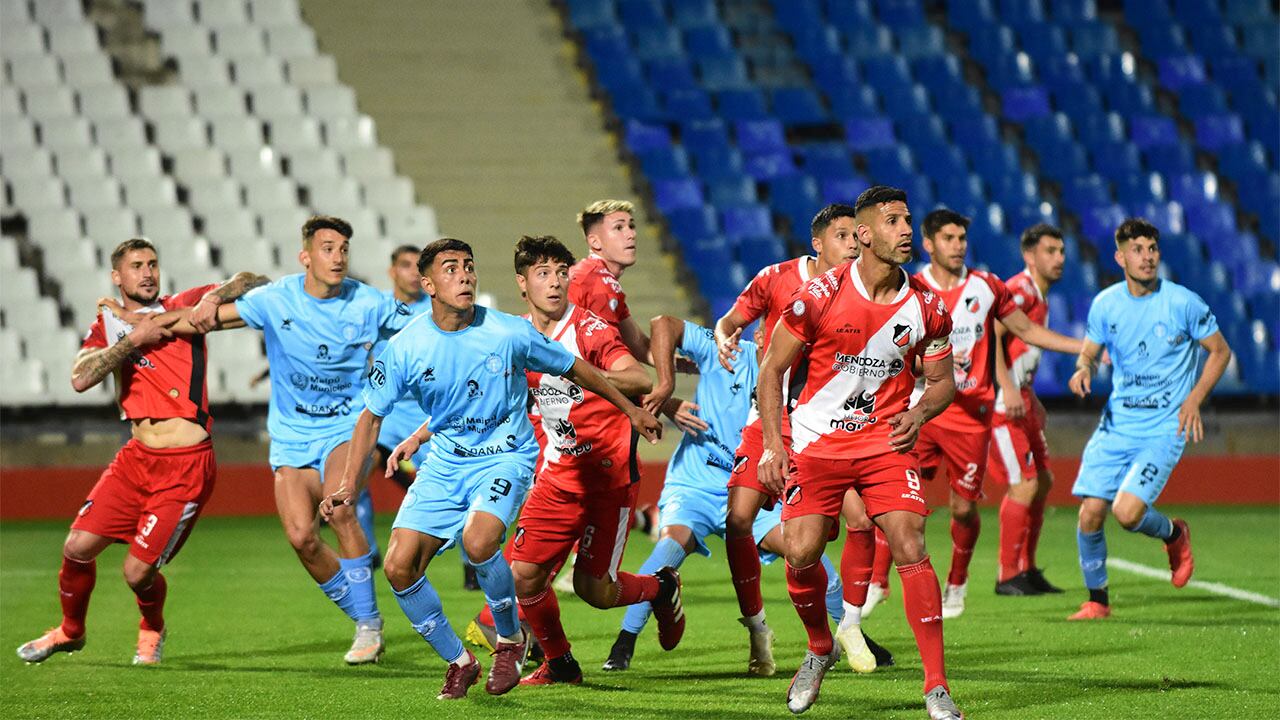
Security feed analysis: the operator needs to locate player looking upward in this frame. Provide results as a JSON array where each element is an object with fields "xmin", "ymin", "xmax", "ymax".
[
  {"xmin": 911, "ymin": 209, "xmax": 1084, "ymax": 619},
  {"xmin": 320, "ymin": 238, "xmax": 662, "ymax": 699},
  {"xmin": 988, "ymin": 223, "xmax": 1068, "ymax": 595},
  {"xmin": 757, "ymin": 186, "xmax": 962, "ymax": 718},
  {"xmin": 1066, "ymin": 218, "xmax": 1231, "ymax": 620},
  {"xmin": 17, "ymin": 239, "xmax": 265, "ymax": 666}
]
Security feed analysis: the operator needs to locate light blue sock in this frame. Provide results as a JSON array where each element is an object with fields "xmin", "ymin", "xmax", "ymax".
[
  {"xmin": 319, "ymin": 568, "xmax": 360, "ymax": 621},
  {"xmin": 355, "ymin": 488, "xmax": 379, "ymax": 558},
  {"xmin": 469, "ymin": 550, "xmax": 520, "ymax": 640},
  {"xmin": 820, "ymin": 554, "xmax": 844, "ymax": 625},
  {"xmin": 1128, "ymin": 506, "xmax": 1174, "ymax": 541},
  {"xmin": 394, "ymin": 575, "xmax": 465, "ymax": 663},
  {"xmin": 621, "ymin": 537, "xmax": 688, "ymax": 634},
  {"xmin": 1077, "ymin": 528, "xmax": 1109, "ymax": 589},
  {"xmin": 338, "ymin": 551, "xmax": 379, "ymax": 622}
]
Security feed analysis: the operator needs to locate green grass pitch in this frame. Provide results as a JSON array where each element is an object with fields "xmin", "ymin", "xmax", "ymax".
[{"xmin": 2, "ymin": 505, "xmax": 1276, "ymax": 719}]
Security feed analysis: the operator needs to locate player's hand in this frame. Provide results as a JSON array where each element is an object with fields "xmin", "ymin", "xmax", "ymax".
[
  {"xmin": 188, "ymin": 293, "xmax": 221, "ymax": 333},
  {"xmin": 886, "ymin": 407, "xmax": 926, "ymax": 453},
  {"xmin": 1069, "ymin": 367, "xmax": 1092, "ymax": 397},
  {"xmin": 717, "ymin": 327, "xmax": 742, "ymax": 372},
  {"xmin": 386, "ymin": 435, "xmax": 422, "ymax": 477},
  {"xmin": 675, "ymin": 356, "xmax": 700, "ymax": 375},
  {"xmin": 1177, "ymin": 398, "xmax": 1204, "ymax": 443},
  {"xmin": 757, "ymin": 442, "xmax": 789, "ymax": 495},
  {"xmin": 641, "ymin": 380, "xmax": 674, "ymax": 416},
  {"xmin": 1002, "ymin": 383, "xmax": 1026, "ymax": 419},
  {"xmin": 318, "ymin": 485, "xmax": 352, "ymax": 520},
  {"xmin": 629, "ymin": 407, "xmax": 663, "ymax": 444},
  {"xmin": 668, "ymin": 400, "xmax": 709, "ymax": 436},
  {"xmin": 126, "ymin": 315, "xmax": 172, "ymax": 347},
  {"xmin": 97, "ymin": 297, "xmax": 146, "ymax": 326}
]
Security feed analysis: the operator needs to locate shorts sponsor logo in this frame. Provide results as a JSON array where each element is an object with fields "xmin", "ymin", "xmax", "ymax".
[{"xmin": 784, "ymin": 484, "xmax": 802, "ymax": 506}]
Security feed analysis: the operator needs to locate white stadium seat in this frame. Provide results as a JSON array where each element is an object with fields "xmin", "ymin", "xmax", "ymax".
[
  {"xmin": 76, "ymin": 83, "xmax": 131, "ymax": 120},
  {"xmin": 214, "ymin": 27, "xmax": 266, "ymax": 59},
  {"xmin": 0, "ymin": 326, "xmax": 22, "ymax": 363},
  {"xmin": 264, "ymin": 25, "xmax": 315, "ymax": 58},
  {"xmin": 10, "ymin": 175, "xmax": 65, "ymax": 211},
  {"xmin": 92, "ymin": 117, "xmax": 149, "ymax": 153},
  {"xmin": 248, "ymin": 85, "xmax": 302, "ymax": 120},
  {"xmin": 139, "ymin": 206, "xmax": 196, "ymax": 239},
  {"xmin": 304, "ymin": 176, "xmax": 361, "ymax": 208},
  {"xmin": 0, "ymin": 236, "xmax": 19, "ymax": 273},
  {"xmin": 8, "ymin": 54, "xmax": 61, "ymax": 88},
  {"xmin": 382, "ymin": 205, "xmax": 440, "ymax": 242},
  {"xmin": 143, "ymin": 0, "xmax": 196, "ymax": 28},
  {"xmin": 362, "ymin": 176, "xmax": 414, "ymax": 210},
  {"xmin": 121, "ymin": 175, "xmax": 179, "ymax": 210},
  {"xmin": 324, "ymin": 115, "xmax": 376, "ymax": 150},
  {"xmin": 0, "ymin": 0, "xmax": 33, "ymax": 25},
  {"xmin": 200, "ymin": 206, "xmax": 257, "ymax": 247},
  {"xmin": 285, "ymin": 55, "xmax": 337, "ymax": 87},
  {"xmin": 185, "ymin": 176, "xmax": 242, "ymax": 212},
  {"xmin": 0, "ymin": 84, "xmax": 22, "ymax": 115},
  {"xmin": 59, "ymin": 52, "xmax": 114, "ymax": 88},
  {"xmin": 23, "ymin": 86, "xmax": 77, "ymax": 120},
  {"xmin": 53, "ymin": 147, "xmax": 108, "ymax": 179},
  {"xmin": 208, "ymin": 115, "xmax": 264, "ymax": 150},
  {"xmin": 197, "ymin": 0, "xmax": 250, "ymax": 28},
  {"xmin": 0, "ymin": 358, "xmax": 47, "ymax": 406},
  {"xmin": 26, "ymin": 207, "xmax": 82, "ymax": 243},
  {"xmin": 176, "ymin": 54, "xmax": 232, "ymax": 87},
  {"xmin": 226, "ymin": 146, "xmax": 279, "ymax": 179},
  {"xmin": 193, "ymin": 85, "xmax": 248, "ymax": 119},
  {"xmin": 152, "ymin": 116, "xmax": 209, "ymax": 152},
  {"xmin": 32, "ymin": 0, "xmax": 84, "ymax": 24},
  {"xmin": 46, "ymin": 23, "xmax": 101, "ymax": 56},
  {"xmin": 40, "ymin": 116, "xmax": 93, "ymax": 151},
  {"xmin": 282, "ymin": 147, "xmax": 340, "ymax": 178},
  {"xmin": 341, "ymin": 147, "xmax": 394, "ymax": 181},
  {"xmin": 257, "ymin": 207, "xmax": 307, "ymax": 242},
  {"xmin": 303, "ymin": 84, "xmax": 356, "ymax": 117},
  {"xmin": 173, "ymin": 147, "xmax": 228, "ymax": 182},
  {"xmin": 1, "ymin": 146, "xmax": 53, "ymax": 180},
  {"xmin": 242, "ymin": 176, "xmax": 298, "ymax": 211},
  {"xmin": 83, "ymin": 206, "xmax": 139, "ymax": 242},
  {"xmin": 248, "ymin": 0, "xmax": 302, "ymax": 27},
  {"xmin": 161, "ymin": 26, "xmax": 214, "ymax": 57},
  {"xmin": 232, "ymin": 56, "xmax": 286, "ymax": 87},
  {"xmin": 107, "ymin": 146, "xmax": 163, "ymax": 179},
  {"xmin": 0, "ymin": 23, "xmax": 45, "ymax": 59},
  {"xmin": 139, "ymin": 85, "xmax": 194, "ymax": 120},
  {"xmin": 266, "ymin": 115, "xmax": 321, "ymax": 151},
  {"xmin": 65, "ymin": 175, "xmax": 122, "ymax": 209},
  {"xmin": 3, "ymin": 115, "xmax": 38, "ymax": 149}
]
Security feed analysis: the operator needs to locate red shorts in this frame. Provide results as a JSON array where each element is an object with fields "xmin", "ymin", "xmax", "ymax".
[
  {"xmin": 987, "ymin": 411, "xmax": 1050, "ymax": 486},
  {"xmin": 509, "ymin": 481, "xmax": 633, "ymax": 581},
  {"xmin": 727, "ymin": 421, "xmax": 789, "ymax": 506},
  {"xmin": 781, "ymin": 452, "xmax": 929, "ymax": 521},
  {"xmin": 915, "ymin": 421, "xmax": 992, "ymax": 501},
  {"xmin": 71, "ymin": 438, "xmax": 216, "ymax": 567}
]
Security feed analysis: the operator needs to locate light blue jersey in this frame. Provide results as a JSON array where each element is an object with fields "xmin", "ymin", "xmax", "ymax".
[
  {"xmin": 374, "ymin": 290, "xmax": 432, "ymax": 455},
  {"xmin": 236, "ymin": 274, "xmax": 410, "ymax": 446},
  {"xmin": 1085, "ymin": 279, "xmax": 1218, "ymax": 438}
]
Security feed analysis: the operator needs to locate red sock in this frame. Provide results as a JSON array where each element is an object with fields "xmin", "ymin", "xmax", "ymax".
[
  {"xmin": 998, "ymin": 496, "xmax": 1032, "ymax": 582},
  {"xmin": 947, "ymin": 515, "xmax": 981, "ymax": 586},
  {"xmin": 58, "ymin": 555, "xmax": 95, "ymax": 639},
  {"xmin": 870, "ymin": 527, "xmax": 892, "ymax": 588},
  {"xmin": 898, "ymin": 556, "xmax": 948, "ymax": 693},
  {"xmin": 841, "ymin": 528, "xmax": 874, "ymax": 607},
  {"xmin": 726, "ymin": 533, "xmax": 764, "ymax": 617},
  {"xmin": 611, "ymin": 572, "xmax": 660, "ymax": 606},
  {"xmin": 134, "ymin": 572, "xmax": 167, "ymax": 632},
  {"xmin": 1024, "ymin": 496, "xmax": 1047, "ymax": 571},
  {"xmin": 518, "ymin": 588, "xmax": 571, "ymax": 659},
  {"xmin": 786, "ymin": 561, "xmax": 833, "ymax": 655}
]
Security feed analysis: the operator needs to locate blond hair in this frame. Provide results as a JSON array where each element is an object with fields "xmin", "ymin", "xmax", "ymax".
[{"xmin": 577, "ymin": 199, "xmax": 634, "ymax": 237}]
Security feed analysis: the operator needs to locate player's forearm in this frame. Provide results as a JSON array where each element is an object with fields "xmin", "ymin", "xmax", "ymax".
[
  {"xmin": 603, "ymin": 365, "xmax": 653, "ymax": 396},
  {"xmin": 71, "ymin": 341, "xmax": 135, "ymax": 392},
  {"xmin": 339, "ymin": 410, "xmax": 382, "ymax": 488},
  {"xmin": 1186, "ymin": 345, "xmax": 1231, "ymax": 407},
  {"xmin": 567, "ymin": 358, "xmax": 641, "ymax": 417},
  {"xmin": 660, "ymin": 396, "xmax": 684, "ymax": 420},
  {"xmin": 714, "ymin": 312, "xmax": 743, "ymax": 347},
  {"xmin": 411, "ymin": 419, "xmax": 433, "ymax": 444},
  {"xmin": 914, "ymin": 377, "xmax": 956, "ymax": 424},
  {"xmin": 210, "ymin": 272, "xmax": 269, "ymax": 303},
  {"xmin": 994, "ymin": 334, "xmax": 1016, "ymax": 393},
  {"xmin": 648, "ymin": 315, "xmax": 680, "ymax": 391},
  {"xmin": 1015, "ymin": 321, "xmax": 1083, "ymax": 356},
  {"xmin": 757, "ymin": 368, "xmax": 785, "ymax": 448}
]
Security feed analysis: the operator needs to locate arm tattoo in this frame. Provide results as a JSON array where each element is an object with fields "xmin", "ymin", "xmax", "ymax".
[
  {"xmin": 211, "ymin": 272, "xmax": 269, "ymax": 302},
  {"xmin": 72, "ymin": 338, "xmax": 137, "ymax": 389}
]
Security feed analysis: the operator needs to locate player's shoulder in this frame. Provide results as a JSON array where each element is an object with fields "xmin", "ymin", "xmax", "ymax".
[
  {"xmin": 968, "ymin": 266, "xmax": 1002, "ymax": 287},
  {"xmin": 572, "ymin": 305, "xmax": 614, "ymax": 336},
  {"xmin": 755, "ymin": 256, "xmax": 804, "ymax": 282},
  {"xmin": 1159, "ymin": 279, "xmax": 1202, "ymax": 304},
  {"xmin": 1093, "ymin": 281, "xmax": 1128, "ymax": 308},
  {"xmin": 907, "ymin": 274, "xmax": 948, "ymax": 314}
]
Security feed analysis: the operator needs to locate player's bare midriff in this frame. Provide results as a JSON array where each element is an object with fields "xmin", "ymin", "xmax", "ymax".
[{"xmin": 130, "ymin": 416, "xmax": 209, "ymax": 449}]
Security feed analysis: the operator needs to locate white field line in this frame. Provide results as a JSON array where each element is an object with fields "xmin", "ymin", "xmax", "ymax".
[{"xmin": 1109, "ymin": 557, "xmax": 1280, "ymax": 608}]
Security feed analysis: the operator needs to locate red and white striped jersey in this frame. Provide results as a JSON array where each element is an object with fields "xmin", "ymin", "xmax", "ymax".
[
  {"xmin": 733, "ymin": 256, "xmax": 816, "ymax": 431},
  {"xmin": 914, "ymin": 266, "xmax": 1019, "ymax": 427},
  {"xmin": 568, "ymin": 254, "xmax": 630, "ymax": 326},
  {"xmin": 783, "ymin": 260, "xmax": 952, "ymax": 459},
  {"xmin": 1000, "ymin": 270, "xmax": 1047, "ymax": 390},
  {"xmin": 525, "ymin": 304, "xmax": 635, "ymax": 492}
]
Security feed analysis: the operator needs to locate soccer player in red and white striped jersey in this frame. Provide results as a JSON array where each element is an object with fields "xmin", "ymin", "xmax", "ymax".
[{"xmin": 756, "ymin": 186, "xmax": 961, "ymax": 718}]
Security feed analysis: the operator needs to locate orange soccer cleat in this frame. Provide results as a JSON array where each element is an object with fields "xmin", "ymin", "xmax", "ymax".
[
  {"xmin": 16, "ymin": 626, "xmax": 85, "ymax": 664},
  {"xmin": 1165, "ymin": 519, "xmax": 1194, "ymax": 588},
  {"xmin": 133, "ymin": 628, "xmax": 166, "ymax": 665},
  {"xmin": 1067, "ymin": 601, "xmax": 1112, "ymax": 621}
]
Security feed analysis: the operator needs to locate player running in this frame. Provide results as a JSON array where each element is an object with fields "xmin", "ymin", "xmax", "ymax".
[
  {"xmin": 1066, "ymin": 218, "xmax": 1230, "ymax": 620},
  {"xmin": 988, "ymin": 223, "xmax": 1069, "ymax": 595},
  {"xmin": 17, "ymin": 239, "xmax": 265, "ymax": 665},
  {"xmin": 911, "ymin": 209, "xmax": 1083, "ymax": 619},
  {"xmin": 713, "ymin": 204, "xmax": 890, "ymax": 675},
  {"xmin": 758, "ymin": 186, "xmax": 962, "ymax": 718},
  {"xmin": 320, "ymin": 238, "xmax": 663, "ymax": 699}
]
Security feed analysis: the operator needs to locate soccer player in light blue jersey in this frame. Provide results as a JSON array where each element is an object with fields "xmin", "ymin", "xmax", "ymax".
[
  {"xmin": 320, "ymin": 238, "xmax": 662, "ymax": 700},
  {"xmin": 1067, "ymin": 218, "xmax": 1231, "ymax": 620}
]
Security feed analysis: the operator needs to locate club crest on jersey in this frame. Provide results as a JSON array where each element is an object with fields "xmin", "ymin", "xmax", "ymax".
[
  {"xmin": 513, "ymin": 526, "xmax": 526, "ymax": 548},
  {"xmin": 964, "ymin": 296, "xmax": 980, "ymax": 313},
  {"xmin": 784, "ymin": 484, "xmax": 802, "ymax": 506},
  {"xmin": 484, "ymin": 353, "xmax": 504, "ymax": 374},
  {"xmin": 77, "ymin": 500, "xmax": 93, "ymax": 517},
  {"xmin": 892, "ymin": 323, "xmax": 911, "ymax": 347},
  {"xmin": 733, "ymin": 455, "xmax": 749, "ymax": 474}
]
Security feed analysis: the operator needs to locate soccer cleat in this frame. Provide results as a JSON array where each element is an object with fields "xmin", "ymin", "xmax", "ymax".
[
  {"xmin": 520, "ymin": 653, "xmax": 583, "ymax": 686},
  {"xmin": 464, "ymin": 618, "xmax": 495, "ymax": 653},
  {"xmin": 17, "ymin": 626, "xmax": 85, "ymax": 664},
  {"xmin": 864, "ymin": 631, "xmax": 895, "ymax": 667},
  {"xmin": 552, "ymin": 553, "xmax": 577, "ymax": 594},
  {"xmin": 994, "ymin": 572, "xmax": 1044, "ymax": 596},
  {"xmin": 437, "ymin": 651, "xmax": 482, "ymax": 700},
  {"xmin": 1025, "ymin": 567, "xmax": 1064, "ymax": 594},
  {"xmin": 834, "ymin": 622, "xmax": 876, "ymax": 674},
  {"xmin": 1067, "ymin": 601, "xmax": 1111, "ymax": 621},
  {"xmin": 924, "ymin": 684, "xmax": 964, "ymax": 719},
  {"xmin": 786, "ymin": 645, "xmax": 840, "ymax": 714},
  {"xmin": 485, "ymin": 633, "xmax": 531, "ymax": 695},
  {"xmin": 941, "ymin": 582, "xmax": 967, "ymax": 619},
  {"xmin": 1165, "ymin": 518, "xmax": 1194, "ymax": 588},
  {"xmin": 132, "ymin": 628, "xmax": 166, "ymax": 666},
  {"xmin": 861, "ymin": 582, "xmax": 889, "ymax": 617},
  {"xmin": 738, "ymin": 617, "xmax": 776, "ymax": 677},
  {"xmin": 652, "ymin": 567, "xmax": 685, "ymax": 651},
  {"xmin": 344, "ymin": 620, "xmax": 385, "ymax": 665},
  {"xmin": 601, "ymin": 630, "xmax": 636, "ymax": 671}
]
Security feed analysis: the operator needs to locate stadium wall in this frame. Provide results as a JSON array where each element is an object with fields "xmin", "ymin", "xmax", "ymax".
[{"xmin": 1, "ymin": 455, "xmax": 1276, "ymax": 521}]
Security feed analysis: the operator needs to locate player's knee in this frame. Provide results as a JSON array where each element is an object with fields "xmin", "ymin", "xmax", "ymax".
[
  {"xmin": 62, "ymin": 533, "xmax": 99, "ymax": 562},
  {"xmin": 572, "ymin": 572, "xmax": 612, "ymax": 609},
  {"xmin": 1077, "ymin": 503, "xmax": 1106, "ymax": 533},
  {"xmin": 725, "ymin": 510, "xmax": 755, "ymax": 538},
  {"xmin": 461, "ymin": 535, "xmax": 499, "ymax": 565},
  {"xmin": 950, "ymin": 501, "xmax": 978, "ymax": 524},
  {"xmin": 1113, "ymin": 505, "xmax": 1144, "ymax": 530},
  {"xmin": 285, "ymin": 525, "xmax": 322, "ymax": 558},
  {"xmin": 843, "ymin": 515, "xmax": 873, "ymax": 532},
  {"xmin": 889, "ymin": 535, "xmax": 926, "ymax": 565},
  {"xmin": 784, "ymin": 543, "xmax": 824, "ymax": 569},
  {"xmin": 326, "ymin": 502, "xmax": 356, "ymax": 527},
  {"xmin": 122, "ymin": 561, "xmax": 158, "ymax": 591},
  {"xmin": 382, "ymin": 557, "xmax": 418, "ymax": 592}
]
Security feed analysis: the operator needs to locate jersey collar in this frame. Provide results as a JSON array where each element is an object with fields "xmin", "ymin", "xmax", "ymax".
[
  {"xmin": 920, "ymin": 264, "xmax": 968, "ymax": 292},
  {"xmin": 1021, "ymin": 269, "xmax": 1044, "ymax": 302},
  {"xmin": 850, "ymin": 258, "xmax": 911, "ymax": 303},
  {"xmin": 799, "ymin": 255, "xmax": 816, "ymax": 282}
]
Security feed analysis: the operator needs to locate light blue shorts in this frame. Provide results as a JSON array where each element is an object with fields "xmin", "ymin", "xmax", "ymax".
[
  {"xmin": 392, "ymin": 454, "xmax": 534, "ymax": 555},
  {"xmin": 376, "ymin": 408, "xmax": 430, "ymax": 468},
  {"xmin": 1072, "ymin": 427, "xmax": 1185, "ymax": 505},
  {"xmin": 658, "ymin": 479, "xmax": 782, "ymax": 564},
  {"xmin": 269, "ymin": 431, "xmax": 352, "ymax": 485}
]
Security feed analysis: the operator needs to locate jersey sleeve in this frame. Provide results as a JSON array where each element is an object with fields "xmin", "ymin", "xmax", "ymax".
[
  {"xmin": 1085, "ymin": 295, "xmax": 1108, "ymax": 346},
  {"xmin": 731, "ymin": 267, "xmax": 772, "ymax": 324},
  {"xmin": 580, "ymin": 315, "xmax": 633, "ymax": 370},
  {"xmin": 678, "ymin": 320, "xmax": 719, "ymax": 374},
  {"xmin": 780, "ymin": 281, "xmax": 829, "ymax": 344},
  {"xmin": 362, "ymin": 340, "xmax": 408, "ymax": 417},
  {"xmin": 378, "ymin": 292, "xmax": 413, "ymax": 334},
  {"xmin": 918, "ymin": 292, "xmax": 954, "ymax": 361},
  {"xmin": 167, "ymin": 283, "xmax": 218, "ymax": 310},
  {"xmin": 234, "ymin": 282, "xmax": 273, "ymax": 330},
  {"xmin": 81, "ymin": 315, "xmax": 107, "ymax": 351},
  {"xmin": 521, "ymin": 321, "xmax": 577, "ymax": 376},
  {"xmin": 989, "ymin": 275, "xmax": 1020, "ymax": 320},
  {"xmin": 573, "ymin": 272, "xmax": 630, "ymax": 325},
  {"xmin": 1182, "ymin": 288, "xmax": 1219, "ymax": 341},
  {"xmin": 1006, "ymin": 275, "xmax": 1037, "ymax": 311}
]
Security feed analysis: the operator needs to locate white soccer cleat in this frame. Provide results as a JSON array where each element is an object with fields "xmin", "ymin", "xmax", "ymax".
[
  {"xmin": 834, "ymin": 621, "xmax": 876, "ymax": 673},
  {"xmin": 738, "ymin": 617, "xmax": 776, "ymax": 677},
  {"xmin": 861, "ymin": 583, "xmax": 888, "ymax": 617},
  {"xmin": 344, "ymin": 620, "xmax": 385, "ymax": 664},
  {"xmin": 924, "ymin": 684, "xmax": 964, "ymax": 719},
  {"xmin": 941, "ymin": 583, "xmax": 967, "ymax": 620},
  {"xmin": 552, "ymin": 554, "xmax": 576, "ymax": 594}
]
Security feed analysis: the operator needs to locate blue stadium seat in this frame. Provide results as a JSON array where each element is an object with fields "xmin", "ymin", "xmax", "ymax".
[
  {"xmin": 624, "ymin": 120, "xmax": 671, "ymax": 153},
  {"xmin": 707, "ymin": 175, "xmax": 758, "ymax": 206},
  {"xmin": 915, "ymin": 143, "xmax": 968, "ymax": 178},
  {"xmin": 1187, "ymin": 25, "xmax": 1240, "ymax": 58},
  {"xmin": 721, "ymin": 204, "xmax": 773, "ymax": 240},
  {"xmin": 1186, "ymin": 202, "xmax": 1238, "ymax": 238},
  {"xmin": 1053, "ymin": 0, "xmax": 1098, "ymax": 23},
  {"xmin": 1114, "ymin": 172, "xmax": 1167, "ymax": 204},
  {"xmin": 716, "ymin": 88, "xmax": 769, "ymax": 120},
  {"xmin": 638, "ymin": 146, "xmax": 691, "ymax": 179},
  {"xmin": 770, "ymin": 87, "xmax": 829, "ymax": 125},
  {"xmin": 662, "ymin": 88, "xmax": 714, "ymax": 120},
  {"xmin": 881, "ymin": 85, "xmax": 932, "ymax": 122},
  {"xmin": 843, "ymin": 26, "xmax": 894, "ymax": 60},
  {"xmin": 861, "ymin": 57, "xmax": 914, "ymax": 95},
  {"xmin": 988, "ymin": 173, "xmax": 1041, "ymax": 208},
  {"xmin": 824, "ymin": 0, "xmax": 874, "ymax": 26},
  {"xmin": 985, "ymin": 54, "xmax": 1036, "ymax": 91},
  {"xmin": 1224, "ymin": 0, "xmax": 1271, "ymax": 22},
  {"xmin": 1051, "ymin": 81, "xmax": 1105, "ymax": 115},
  {"xmin": 594, "ymin": 56, "xmax": 643, "ymax": 91},
  {"xmin": 684, "ymin": 26, "xmax": 734, "ymax": 59},
  {"xmin": 966, "ymin": 26, "xmax": 1015, "ymax": 65},
  {"xmin": 653, "ymin": 178, "xmax": 705, "ymax": 212},
  {"xmin": 934, "ymin": 174, "xmax": 986, "ymax": 209},
  {"xmin": 634, "ymin": 26, "xmax": 684, "ymax": 60},
  {"xmin": 770, "ymin": 0, "xmax": 822, "ymax": 33},
  {"xmin": 1037, "ymin": 54, "xmax": 1087, "ymax": 88},
  {"xmin": 787, "ymin": 26, "xmax": 841, "ymax": 63},
  {"xmin": 1023, "ymin": 113, "xmax": 1073, "ymax": 149},
  {"xmin": 930, "ymin": 82, "xmax": 985, "ymax": 119},
  {"xmin": 1017, "ymin": 23, "xmax": 1068, "ymax": 62},
  {"xmin": 845, "ymin": 116, "xmax": 896, "ymax": 151},
  {"xmin": 1144, "ymin": 144, "xmax": 1197, "ymax": 175},
  {"xmin": 646, "ymin": 57, "xmax": 699, "ymax": 90},
  {"xmin": 826, "ymin": 85, "xmax": 879, "ymax": 116},
  {"xmin": 898, "ymin": 115, "xmax": 948, "ymax": 148},
  {"xmin": 667, "ymin": 206, "xmax": 718, "ymax": 242},
  {"xmin": 1195, "ymin": 114, "xmax": 1246, "ymax": 150},
  {"xmin": 897, "ymin": 26, "xmax": 946, "ymax": 59},
  {"xmin": 699, "ymin": 56, "xmax": 750, "ymax": 90},
  {"xmin": 1002, "ymin": 86, "xmax": 1052, "ymax": 121},
  {"xmin": 1063, "ymin": 174, "xmax": 1111, "ymax": 207},
  {"xmin": 695, "ymin": 258, "xmax": 748, "ymax": 297},
  {"xmin": 1137, "ymin": 23, "xmax": 1188, "ymax": 57},
  {"xmin": 1166, "ymin": 171, "xmax": 1220, "ymax": 208},
  {"xmin": 1079, "ymin": 203, "xmax": 1128, "ymax": 245},
  {"xmin": 1075, "ymin": 111, "xmax": 1126, "ymax": 145},
  {"xmin": 798, "ymin": 143, "xmax": 855, "ymax": 179},
  {"xmin": 735, "ymin": 118, "xmax": 788, "ymax": 155},
  {"xmin": 1070, "ymin": 24, "xmax": 1120, "ymax": 57},
  {"xmin": 863, "ymin": 147, "xmax": 916, "ymax": 183},
  {"xmin": 1036, "ymin": 139, "xmax": 1089, "ymax": 180},
  {"xmin": 876, "ymin": 0, "xmax": 926, "ymax": 26},
  {"xmin": 950, "ymin": 116, "xmax": 1000, "ymax": 147},
  {"xmin": 738, "ymin": 235, "xmax": 788, "ymax": 271},
  {"xmin": 1158, "ymin": 55, "xmax": 1208, "ymax": 90},
  {"xmin": 1215, "ymin": 141, "xmax": 1269, "ymax": 178},
  {"xmin": 971, "ymin": 143, "xmax": 1023, "ymax": 183},
  {"xmin": 948, "ymin": 0, "xmax": 995, "ymax": 31},
  {"xmin": 1128, "ymin": 115, "xmax": 1180, "ymax": 149},
  {"xmin": 768, "ymin": 174, "xmax": 820, "ymax": 215},
  {"xmin": 743, "ymin": 151, "xmax": 797, "ymax": 180},
  {"xmin": 999, "ymin": 0, "xmax": 1046, "ymax": 25},
  {"xmin": 672, "ymin": 0, "xmax": 718, "ymax": 28},
  {"xmin": 821, "ymin": 176, "xmax": 871, "ymax": 204},
  {"xmin": 689, "ymin": 144, "xmax": 745, "ymax": 181},
  {"xmin": 611, "ymin": 89, "xmax": 663, "ymax": 121},
  {"xmin": 619, "ymin": 0, "xmax": 666, "ymax": 27},
  {"xmin": 1130, "ymin": 201, "xmax": 1185, "ymax": 234},
  {"xmin": 568, "ymin": 0, "xmax": 618, "ymax": 29},
  {"xmin": 1177, "ymin": 83, "xmax": 1230, "ymax": 119}
]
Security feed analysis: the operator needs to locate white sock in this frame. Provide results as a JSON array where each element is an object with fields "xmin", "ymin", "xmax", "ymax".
[
  {"xmin": 743, "ymin": 610, "xmax": 767, "ymax": 633},
  {"xmin": 498, "ymin": 630, "xmax": 523, "ymax": 645},
  {"xmin": 839, "ymin": 602, "xmax": 862, "ymax": 630},
  {"xmin": 450, "ymin": 649, "xmax": 473, "ymax": 666}
]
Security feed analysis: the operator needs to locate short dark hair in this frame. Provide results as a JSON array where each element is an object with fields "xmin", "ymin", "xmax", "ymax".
[
  {"xmin": 922, "ymin": 208, "xmax": 970, "ymax": 240},
  {"xmin": 110, "ymin": 238, "xmax": 157, "ymax": 269},
  {"xmin": 1114, "ymin": 217, "xmax": 1160, "ymax": 247},
  {"xmin": 853, "ymin": 185, "xmax": 908, "ymax": 216},
  {"xmin": 418, "ymin": 238, "xmax": 473, "ymax": 274},
  {"xmin": 390, "ymin": 244, "xmax": 420, "ymax": 264},
  {"xmin": 514, "ymin": 235, "xmax": 576, "ymax": 275},
  {"xmin": 810, "ymin": 203, "xmax": 857, "ymax": 237},
  {"xmin": 1020, "ymin": 223, "xmax": 1064, "ymax": 251},
  {"xmin": 301, "ymin": 215, "xmax": 353, "ymax": 246}
]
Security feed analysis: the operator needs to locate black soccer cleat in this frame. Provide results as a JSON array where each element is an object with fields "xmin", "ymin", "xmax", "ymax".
[
  {"xmin": 863, "ymin": 631, "xmax": 894, "ymax": 668},
  {"xmin": 602, "ymin": 630, "xmax": 636, "ymax": 671},
  {"xmin": 1026, "ymin": 567, "xmax": 1064, "ymax": 594},
  {"xmin": 995, "ymin": 572, "xmax": 1044, "ymax": 596}
]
